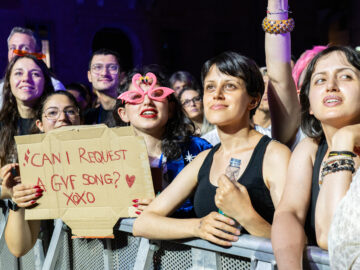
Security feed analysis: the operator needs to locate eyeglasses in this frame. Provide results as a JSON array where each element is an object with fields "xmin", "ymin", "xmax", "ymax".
[
  {"xmin": 44, "ymin": 107, "xmax": 80, "ymax": 121},
  {"xmin": 91, "ymin": 64, "xmax": 119, "ymax": 75},
  {"xmin": 181, "ymin": 96, "xmax": 202, "ymax": 107}
]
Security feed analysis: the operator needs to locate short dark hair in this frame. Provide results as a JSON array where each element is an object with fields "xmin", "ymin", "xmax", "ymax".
[
  {"xmin": 300, "ymin": 46, "xmax": 360, "ymax": 141},
  {"xmin": 201, "ymin": 51, "xmax": 264, "ymax": 118},
  {"xmin": 88, "ymin": 48, "xmax": 122, "ymax": 70}
]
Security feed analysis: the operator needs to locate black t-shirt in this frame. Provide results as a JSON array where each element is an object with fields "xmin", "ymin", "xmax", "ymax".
[
  {"xmin": 0, "ymin": 117, "xmax": 34, "ymax": 136},
  {"xmin": 18, "ymin": 117, "xmax": 34, "ymax": 135}
]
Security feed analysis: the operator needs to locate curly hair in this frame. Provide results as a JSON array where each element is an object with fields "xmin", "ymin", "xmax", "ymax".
[
  {"xmin": 299, "ymin": 46, "xmax": 360, "ymax": 142},
  {"xmin": 0, "ymin": 55, "xmax": 54, "ymax": 165},
  {"xmin": 113, "ymin": 65, "xmax": 195, "ymax": 160}
]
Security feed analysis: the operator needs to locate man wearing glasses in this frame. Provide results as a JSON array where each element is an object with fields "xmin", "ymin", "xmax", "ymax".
[{"xmin": 85, "ymin": 49, "xmax": 121, "ymax": 125}]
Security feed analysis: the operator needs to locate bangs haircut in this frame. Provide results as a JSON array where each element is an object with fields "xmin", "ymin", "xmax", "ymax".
[{"xmin": 201, "ymin": 51, "xmax": 264, "ymax": 117}]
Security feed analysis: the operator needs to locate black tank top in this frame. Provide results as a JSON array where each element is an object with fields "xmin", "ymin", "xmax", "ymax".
[
  {"xmin": 305, "ymin": 138, "xmax": 328, "ymax": 245},
  {"xmin": 193, "ymin": 135, "xmax": 274, "ymax": 224}
]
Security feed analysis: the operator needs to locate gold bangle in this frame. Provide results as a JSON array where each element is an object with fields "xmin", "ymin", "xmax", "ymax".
[{"xmin": 262, "ymin": 17, "xmax": 295, "ymax": 34}]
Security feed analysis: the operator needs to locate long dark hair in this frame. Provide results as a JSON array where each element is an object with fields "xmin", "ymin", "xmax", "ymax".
[
  {"xmin": 299, "ymin": 46, "xmax": 360, "ymax": 141},
  {"xmin": 113, "ymin": 65, "xmax": 195, "ymax": 160},
  {"xmin": 0, "ymin": 55, "xmax": 54, "ymax": 166}
]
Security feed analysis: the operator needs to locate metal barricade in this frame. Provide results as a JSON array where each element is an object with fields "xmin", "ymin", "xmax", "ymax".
[
  {"xmin": 0, "ymin": 215, "xmax": 330, "ymax": 270},
  {"xmin": 0, "ymin": 202, "xmax": 18, "ymax": 270}
]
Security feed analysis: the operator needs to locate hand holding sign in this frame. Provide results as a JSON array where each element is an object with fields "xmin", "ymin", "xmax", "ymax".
[{"xmin": 15, "ymin": 125, "xmax": 155, "ymax": 237}]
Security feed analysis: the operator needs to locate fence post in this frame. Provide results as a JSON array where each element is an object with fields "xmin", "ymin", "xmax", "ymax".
[
  {"xmin": 0, "ymin": 202, "xmax": 18, "ymax": 270},
  {"xmin": 33, "ymin": 239, "xmax": 45, "ymax": 270},
  {"xmin": 133, "ymin": 238, "xmax": 160, "ymax": 270},
  {"xmin": 191, "ymin": 247, "xmax": 222, "ymax": 270},
  {"xmin": 250, "ymin": 256, "xmax": 277, "ymax": 270},
  {"xmin": 0, "ymin": 207, "xmax": 8, "ymax": 253},
  {"xmin": 41, "ymin": 219, "xmax": 65, "ymax": 270},
  {"xmin": 103, "ymin": 238, "xmax": 113, "ymax": 270}
]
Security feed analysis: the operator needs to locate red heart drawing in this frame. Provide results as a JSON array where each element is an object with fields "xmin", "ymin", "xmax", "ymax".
[{"xmin": 126, "ymin": 174, "xmax": 135, "ymax": 188}]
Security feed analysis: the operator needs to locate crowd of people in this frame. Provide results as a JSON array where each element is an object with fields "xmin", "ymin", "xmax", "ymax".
[{"xmin": 0, "ymin": 0, "xmax": 359, "ymax": 268}]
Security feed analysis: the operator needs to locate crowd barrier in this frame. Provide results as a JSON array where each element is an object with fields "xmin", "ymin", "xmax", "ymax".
[{"xmin": 0, "ymin": 204, "xmax": 330, "ymax": 270}]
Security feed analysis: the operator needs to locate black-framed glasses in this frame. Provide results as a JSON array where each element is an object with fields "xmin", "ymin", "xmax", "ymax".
[
  {"xmin": 181, "ymin": 96, "xmax": 202, "ymax": 107},
  {"xmin": 91, "ymin": 64, "xmax": 119, "ymax": 75},
  {"xmin": 44, "ymin": 107, "xmax": 80, "ymax": 121}
]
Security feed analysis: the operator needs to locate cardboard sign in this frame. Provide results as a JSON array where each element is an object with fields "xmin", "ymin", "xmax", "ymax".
[{"xmin": 15, "ymin": 125, "xmax": 155, "ymax": 237}]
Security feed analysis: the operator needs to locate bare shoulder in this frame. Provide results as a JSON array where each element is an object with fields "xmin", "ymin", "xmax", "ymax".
[
  {"xmin": 295, "ymin": 136, "xmax": 319, "ymax": 150},
  {"xmin": 262, "ymin": 140, "xmax": 290, "ymax": 187},
  {"xmin": 265, "ymin": 139, "xmax": 291, "ymax": 157},
  {"xmin": 265, "ymin": 137, "xmax": 319, "ymax": 162},
  {"xmin": 263, "ymin": 139, "xmax": 291, "ymax": 168},
  {"xmin": 291, "ymin": 137, "xmax": 319, "ymax": 163}
]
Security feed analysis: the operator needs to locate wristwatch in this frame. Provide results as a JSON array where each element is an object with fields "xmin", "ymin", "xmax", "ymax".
[{"xmin": 8, "ymin": 200, "xmax": 20, "ymax": 211}]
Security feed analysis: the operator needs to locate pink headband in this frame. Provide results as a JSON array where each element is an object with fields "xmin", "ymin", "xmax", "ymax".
[{"xmin": 292, "ymin": 45, "xmax": 327, "ymax": 92}]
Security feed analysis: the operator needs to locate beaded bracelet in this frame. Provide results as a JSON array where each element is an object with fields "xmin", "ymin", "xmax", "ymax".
[
  {"xmin": 320, "ymin": 165, "xmax": 355, "ymax": 185},
  {"xmin": 262, "ymin": 17, "xmax": 295, "ymax": 34},
  {"xmin": 319, "ymin": 159, "xmax": 355, "ymax": 186},
  {"xmin": 322, "ymin": 160, "xmax": 355, "ymax": 175},
  {"xmin": 328, "ymin": 151, "xmax": 357, "ymax": 158},
  {"xmin": 322, "ymin": 156, "xmax": 355, "ymax": 167}
]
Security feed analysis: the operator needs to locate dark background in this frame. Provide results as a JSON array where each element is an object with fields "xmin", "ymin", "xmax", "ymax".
[{"xmin": 0, "ymin": 0, "xmax": 358, "ymax": 86}]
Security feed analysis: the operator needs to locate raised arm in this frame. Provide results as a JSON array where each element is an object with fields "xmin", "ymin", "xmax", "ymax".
[
  {"xmin": 133, "ymin": 150, "xmax": 240, "ymax": 247},
  {"xmin": 265, "ymin": 0, "xmax": 300, "ymax": 146},
  {"xmin": 315, "ymin": 124, "xmax": 360, "ymax": 250},
  {"xmin": 271, "ymin": 138, "xmax": 317, "ymax": 270}
]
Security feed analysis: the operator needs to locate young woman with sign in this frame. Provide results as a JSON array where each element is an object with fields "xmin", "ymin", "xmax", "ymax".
[{"xmin": 3, "ymin": 91, "xmax": 81, "ymax": 257}]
